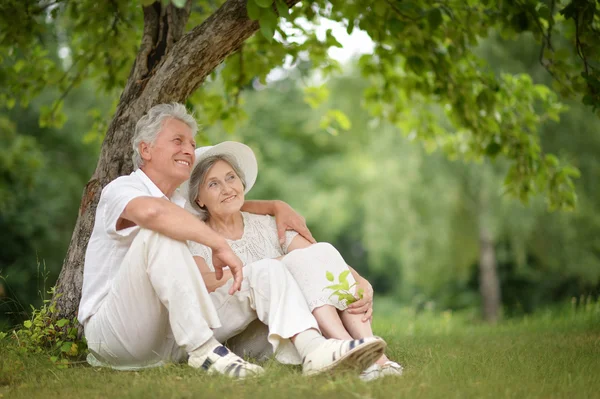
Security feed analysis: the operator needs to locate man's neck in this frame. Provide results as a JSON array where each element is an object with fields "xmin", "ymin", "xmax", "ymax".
[{"xmin": 140, "ymin": 167, "xmax": 179, "ymax": 198}]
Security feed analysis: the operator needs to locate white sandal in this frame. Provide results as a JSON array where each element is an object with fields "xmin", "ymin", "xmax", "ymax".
[
  {"xmin": 302, "ymin": 336, "xmax": 387, "ymax": 376},
  {"xmin": 359, "ymin": 360, "xmax": 404, "ymax": 381},
  {"xmin": 381, "ymin": 360, "xmax": 404, "ymax": 376}
]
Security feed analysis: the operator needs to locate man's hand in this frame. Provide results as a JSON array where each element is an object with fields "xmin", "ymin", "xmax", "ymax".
[
  {"xmin": 274, "ymin": 201, "xmax": 316, "ymax": 245},
  {"xmin": 346, "ymin": 277, "xmax": 374, "ymax": 322},
  {"xmin": 211, "ymin": 245, "xmax": 244, "ymax": 295}
]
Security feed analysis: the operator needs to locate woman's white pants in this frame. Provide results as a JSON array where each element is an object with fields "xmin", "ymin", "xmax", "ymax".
[{"xmin": 84, "ymin": 229, "xmax": 317, "ymax": 369}]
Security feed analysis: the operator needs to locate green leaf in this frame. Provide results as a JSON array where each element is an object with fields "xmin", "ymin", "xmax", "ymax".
[
  {"xmin": 254, "ymin": 0, "xmax": 273, "ymax": 8},
  {"xmin": 337, "ymin": 293, "xmax": 357, "ymax": 304},
  {"xmin": 406, "ymin": 56, "xmax": 425, "ymax": 73},
  {"xmin": 340, "ymin": 280, "xmax": 350, "ymax": 291},
  {"xmin": 374, "ymin": 0, "xmax": 387, "ymax": 16},
  {"xmin": 304, "ymin": 85, "xmax": 330, "ymax": 108},
  {"xmin": 60, "ymin": 342, "xmax": 72, "ymax": 353},
  {"xmin": 485, "ymin": 142, "xmax": 502, "ymax": 157},
  {"xmin": 260, "ymin": 21, "xmax": 275, "ymax": 42},
  {"xmin": 339, "ymin": 270, "xmax": 351, "ymax": 284},
  {"xmin": 326, "ymin": 271, "xmax": 334, "ymax": 282},
  {"xmin": 427, "ymin": 8, "xmax": 443, "ymax": 30},
  {"xmin": 141, "ymin": 0, "xmax": 155, "ymax": 6},
  {"xmin": 23, "ymin": 320, "xmax": 32, "ymax": 329},
  {"xmin": 357, "ymin": 288, "xmax": 364, "ymax": 299},
  {"xmin": 562, "ymin": 166, "xmax": 581, "ymax": 178},
  {"xmin": 247, "ymin": 0, "xmax": 261, "ymax": 20},
  {"xmin": 56, "ymin": 319, "xmax": 69, "ymax": 328},
  {"xmin": 171, "ymin": 0, "xmax": 186, "ymax": 7},
  {"xmin": 275, "ymin": 0, "xmax": 289, "ymax": 18},
  {"xmin": 258, "ymin": 7, "xmax": 277, "ymax": 42},
  {"xmin": 332, "ymin": 110, "xmax": 351, "ymax": 130}
]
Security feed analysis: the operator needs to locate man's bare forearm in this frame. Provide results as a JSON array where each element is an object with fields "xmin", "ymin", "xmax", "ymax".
[
  {"xmin": 123, "ymin": 197, "xmax": 227, "ymax": 249},
  {"xmin": 241, "ymin": 200, "xmax": 281, "ymax": 215}
]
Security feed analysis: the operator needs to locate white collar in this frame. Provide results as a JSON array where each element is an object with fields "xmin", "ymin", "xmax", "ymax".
[{"xmin": 134, "ymin": 169, "xmax": 187, "ymax": 208}]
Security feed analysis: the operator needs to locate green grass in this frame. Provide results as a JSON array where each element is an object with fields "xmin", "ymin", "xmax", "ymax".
[{"xmin": 1, "ymin": 299, "xmax": 599, "ymax": 399}]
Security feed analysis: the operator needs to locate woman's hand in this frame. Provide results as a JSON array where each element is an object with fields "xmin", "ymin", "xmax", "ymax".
[
  {"xmin": 211, "ymin": 244, "xmax": 244, "ymax": 295},
  {"xmin": 273, "ymin": 201, "xmax": 316, "ymax": 245},
  {"xmin": 346, "ymin": 276, "xmax": 374, "ymax": 322}
]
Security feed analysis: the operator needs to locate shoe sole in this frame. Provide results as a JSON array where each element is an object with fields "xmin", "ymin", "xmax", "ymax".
[{"xmin": 304, "ymin": 338, "xmax": 387, "ymax": 376}]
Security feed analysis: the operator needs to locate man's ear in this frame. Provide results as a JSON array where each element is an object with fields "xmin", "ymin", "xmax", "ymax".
[{"xmin": 140, "ymin": 142, "xmax": 152, "ymax": 163}]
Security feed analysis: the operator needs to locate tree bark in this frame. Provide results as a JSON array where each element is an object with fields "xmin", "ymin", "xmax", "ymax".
[
  {"xmin": 478, "ymin": 202, "xmax": 502, "ymax": 323},
  {"xmin": 53, "ymin": 0, "xmax": 299, "ymax": 320}
]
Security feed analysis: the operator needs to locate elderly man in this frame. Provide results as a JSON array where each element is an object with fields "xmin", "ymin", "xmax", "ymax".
[{"xmin": 79, "ymin": 103, "xmax": 385, "ymax": 378}]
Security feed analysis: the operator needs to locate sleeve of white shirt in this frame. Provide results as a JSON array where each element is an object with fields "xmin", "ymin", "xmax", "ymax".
[
  {"xmin": 188, "ymin": 240, "xmax": 215, "ymax": 271},
  {"xmin": 102, "ymin": 177, "xmax": 149, "ymax": 239}
]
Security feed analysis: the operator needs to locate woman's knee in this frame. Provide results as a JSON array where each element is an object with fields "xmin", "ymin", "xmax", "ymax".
[{"xmin": 311, "ymin": 242, "xmax": 342, "ymax": 257}]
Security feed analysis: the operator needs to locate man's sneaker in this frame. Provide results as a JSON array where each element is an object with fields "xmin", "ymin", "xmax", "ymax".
[
  {"xmin": 359, "ymin": 360, "xmax": 404, "ymax": 381},
  {"xmin": 302, "ymin": 336, "xmax": 386, "ymax": 376},
  {"xmin": 188, "ymin": 345, "xmax": 264, "ymax": 379}
]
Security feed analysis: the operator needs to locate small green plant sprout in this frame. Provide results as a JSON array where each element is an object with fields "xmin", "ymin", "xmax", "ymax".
[
  {"xmin": 12, "ymin": 287, "xmax": 87, "ymax": 368},
  {"xmin": 324, "ymin": 270, "xmax": 364, "ymax": 306}
]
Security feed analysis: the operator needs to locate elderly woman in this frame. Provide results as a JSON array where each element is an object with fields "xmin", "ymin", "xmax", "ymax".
[{"xmin": 182, "ymin": 142, "xmax": 402, "ymax": 380}]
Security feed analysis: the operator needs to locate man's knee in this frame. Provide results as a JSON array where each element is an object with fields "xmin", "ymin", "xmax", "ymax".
[{"xmin": 246, "ymin": 259, "xmax": 288, "ymax": 283}]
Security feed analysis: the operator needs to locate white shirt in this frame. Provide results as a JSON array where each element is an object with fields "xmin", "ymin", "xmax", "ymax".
[
  {"xmin": 188, "ymin": 212, "xmax": 298, "ymax": 271},
  {"xmin": 78, "ymin": 169, "xmax": 186, "ymax": 325}
]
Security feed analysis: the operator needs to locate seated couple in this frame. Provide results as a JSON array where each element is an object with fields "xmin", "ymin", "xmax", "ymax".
[{"xmin": 79, "ymin": 103, "xmax": 402, "ymax": 380}]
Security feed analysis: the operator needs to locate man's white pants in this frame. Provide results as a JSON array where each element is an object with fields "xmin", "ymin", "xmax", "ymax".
[{"xmin": 84, "ymin": 229, "xmax": 318, "ymax": 369}]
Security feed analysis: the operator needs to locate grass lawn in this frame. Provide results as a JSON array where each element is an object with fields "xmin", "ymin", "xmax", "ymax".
[{"xmin": 1, "ymin": 299, "xmax": 599, "ymax": 399}]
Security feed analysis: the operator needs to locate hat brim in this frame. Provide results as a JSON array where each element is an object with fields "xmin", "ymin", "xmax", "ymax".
[{"xmin": 179, "ymin": 141, "xmax": 258, "ymax": 210}]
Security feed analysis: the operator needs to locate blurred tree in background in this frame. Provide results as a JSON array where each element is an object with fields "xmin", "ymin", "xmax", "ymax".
[
  {"xmin": 202, "ymin": 31, "xmax": 600, "ymax": 321},
  {"xmin": 1, "ymin": 0, "xmax": 599, "ymax": 326}
]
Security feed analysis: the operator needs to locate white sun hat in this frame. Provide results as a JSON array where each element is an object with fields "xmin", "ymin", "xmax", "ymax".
[{"xmin": 179, "ymin": 141, "xmax": 258, "ymax": 209}]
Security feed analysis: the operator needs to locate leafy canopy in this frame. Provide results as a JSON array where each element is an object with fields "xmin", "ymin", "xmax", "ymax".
[{"xmin": 1, "ymin": 0, "xmax": 599, "ymax": 210}]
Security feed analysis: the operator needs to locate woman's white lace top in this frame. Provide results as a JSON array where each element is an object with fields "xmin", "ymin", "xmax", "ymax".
[{"xmin": 188, "ymin": 212, "xmax": 298, "ymax": 271}]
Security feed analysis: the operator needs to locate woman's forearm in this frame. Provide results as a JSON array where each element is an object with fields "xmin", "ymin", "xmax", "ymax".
[{"xmin": 201, "ymin": 270, "xmax": 234, "ymax": 292}]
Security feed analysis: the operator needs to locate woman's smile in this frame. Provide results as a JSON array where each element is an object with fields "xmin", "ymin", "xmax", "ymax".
[{"xmin": 221, "ymin": 195, "xmax": 237, "ymax": 203}]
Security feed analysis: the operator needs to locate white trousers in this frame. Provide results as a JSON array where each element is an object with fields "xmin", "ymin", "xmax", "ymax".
[
  {"xmin": 226, "ymin": 243, "xmax": 357, "ymax": 360},
  {"xmin": 281, "ymin": 243, "xmax": 357, "ymax": 312},
  {"xmin": 209, "ymin": 259, "xmax": 319, "ymax": 365},
  {"xmin": 84, "ymin": 229, "xmax": 319, "ymax": 369},
  {"xmin": 84, "ymin": 229, "xmax": 222, "ymax": 370}
]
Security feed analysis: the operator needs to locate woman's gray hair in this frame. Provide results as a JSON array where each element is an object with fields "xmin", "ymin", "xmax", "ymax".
[
  {"xmin": 187, "ymin": 154, "xmax": 247, "ymax": 221},
  {"xmin": 132, "ymin": 103, "xmax": 198, "ymax": 170}
]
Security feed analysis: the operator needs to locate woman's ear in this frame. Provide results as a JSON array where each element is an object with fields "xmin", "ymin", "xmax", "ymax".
[{"xmin": 196, "ymin": 199, "xmax": 205, "ymax": 209}]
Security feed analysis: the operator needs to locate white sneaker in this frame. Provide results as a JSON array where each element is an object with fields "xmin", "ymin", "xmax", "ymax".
[
  {"xmin": 359, "ymin": 360, "xmax": 404, "ymax": 381},
  {"xmin": 188, "ymin": 345, "xmax": 264, "ymax": 379},
  {"xmin": 381, "ymin": 360, "xmax": 403, "ymax": 376},
  {"xmin": 359, "ymin": 363, "xmax": 382, "ymax": 381},
  {"xmin": 302, "ymin": 336, "xmax": 387, "ymax": 376}
]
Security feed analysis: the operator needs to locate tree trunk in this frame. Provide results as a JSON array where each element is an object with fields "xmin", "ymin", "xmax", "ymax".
[
  {"xmin": 478, "ymin": 210, "xmax": 501, "ymax": 323},
  {"xmin": 53, "ymin": 0, "xmax": 299, "ymax": 320}
]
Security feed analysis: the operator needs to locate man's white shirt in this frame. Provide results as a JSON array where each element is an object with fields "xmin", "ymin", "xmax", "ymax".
[{"xmin": 78, "ymin": 169, "xmax": 186, "ymax": 325}]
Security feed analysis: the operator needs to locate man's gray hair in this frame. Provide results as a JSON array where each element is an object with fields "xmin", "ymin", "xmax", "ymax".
[
  {"xmin": 187, "ymin": 154, "xmax": 247, "ymax": 221},
  {"xmin": 132, "ymin": 103, "xmax": 198, "ymax": 170}
]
